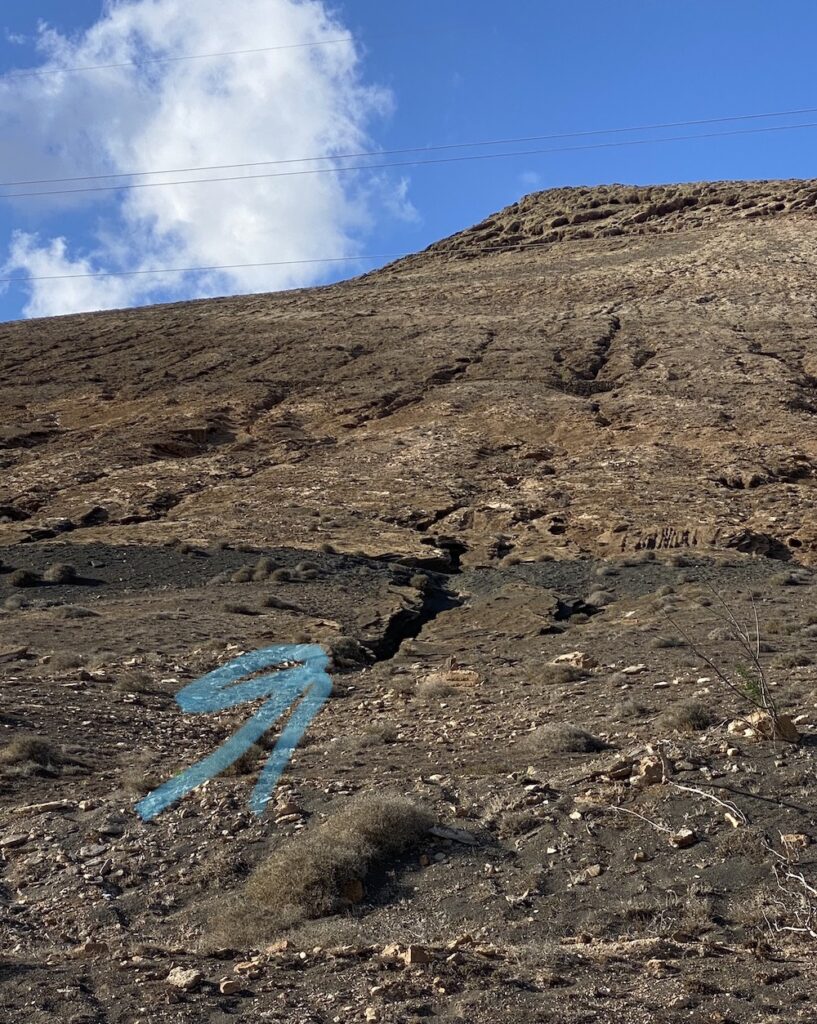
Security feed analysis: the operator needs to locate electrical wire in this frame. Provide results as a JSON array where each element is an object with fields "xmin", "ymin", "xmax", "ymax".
[
  {"xmin": 2, "ymin": 119, "xmax": 816, "ymax": 201},
  {"xmin": 2, "ymin": 104, "xmax": 817, "ymax": 189},
  {"xmin": 2, "ymin": 198, "xmax": 809, "ymax": 287},
  {"xmin": 1, "ymin": 36, "xmax": 358, "ymax": 79}
]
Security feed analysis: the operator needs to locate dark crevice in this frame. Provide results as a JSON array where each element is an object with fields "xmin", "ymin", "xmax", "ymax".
[{"xmin": 364, "ymin": 576, "xmax": 463, "ymax": 662}]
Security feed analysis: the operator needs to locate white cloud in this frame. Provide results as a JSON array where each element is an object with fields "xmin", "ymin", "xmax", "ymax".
[{"xmin": 0, "ymin": 0, "xmax": 405, "ymax": 317}]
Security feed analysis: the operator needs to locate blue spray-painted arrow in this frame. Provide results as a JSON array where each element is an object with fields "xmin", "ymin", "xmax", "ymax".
[{"xmin": 135, "ymin": 643, "xmax": 332, "ymax": 820}]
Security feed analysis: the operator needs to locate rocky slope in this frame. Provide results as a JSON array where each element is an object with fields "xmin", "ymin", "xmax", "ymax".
[{"xmin": 3, "ymin": 180, "xmax": 817, "ymax": 1024}]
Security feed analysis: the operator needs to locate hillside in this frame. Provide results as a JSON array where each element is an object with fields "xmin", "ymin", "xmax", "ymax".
[{"xmin": 3, "ymin": 180, "xmax": 817, "ymax": 1024}]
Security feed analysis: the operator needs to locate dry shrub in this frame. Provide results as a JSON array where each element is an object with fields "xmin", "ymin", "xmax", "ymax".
[
  {"xmin": 240, "ymin": 794, "xmax": 432, "ymax": 929},
  {"xmin": 410, "ymin": 573, "xmax": 429, "ymax": 591},
  {"xmin": 223, "ymin": 601, "xmax": 259, "ymax": 616},
  {"xmin": 261, "ymin": 594, "xmax": 301, "ymax": 612},
  {"xmin": 329, "ymin": 636, "xmax": 371, "ymax": 669},
  {"xmin": 417, "ymin": 679, "xmax": 456, "ymax": 700},
  {"xmin": 270, "ymin": 568, "xmax": 291, "ymax": 582},
  {"xmin": 252, "ymin": 556, "xmax": 276, "ymax": 581},
  {"xmin": 230, "ymin": 566, "xmax": 254, "ymax": 584},
  {"xmin": 659, "ymin": 699, "xmax": 716, "ymax": 734},
  {"xmin": 9, "ymin": 569, "xmax": 38, "ymax": 588},
  {"xmin": 518, "ymin": 723, "xmax": 608, "ymax": 755},
  {"xmin": 540, "ymin": 663, "xmax": 583, "ymax": 685},
  {"xmin": 0, "ymin": 736, "xmax": 61, "ymax": 767},
  {"xmin": 586, "ymin": 589, "xmax": 613, "ymax": 607},
  {"xmin": 649, "ymin": 635, "xmax": 685, "ymax": 650},
  {"xmin": 772, "ymin": 652, "xmax": 813, "ymax": 669},
  {"xmin": 48, "ymin": 651, "xmax": 87, "ymax": 670},
  {"xmin": 43, "ymin": 563, "xmax": 78, "ymax": 584},
  {"xmin": 53, "ymin": 605, "xmax": 99, "ymax": 619}
]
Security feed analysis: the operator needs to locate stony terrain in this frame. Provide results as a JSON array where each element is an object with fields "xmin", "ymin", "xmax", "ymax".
[{"xmin": 3, "ymin": 179, "xmax": 817, "ymax": 1023}]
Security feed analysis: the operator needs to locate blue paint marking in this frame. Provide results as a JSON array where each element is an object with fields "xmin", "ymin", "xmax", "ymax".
[{"xmin": 135, "ymin": 643, "xmax": 332, "ymax": 820}]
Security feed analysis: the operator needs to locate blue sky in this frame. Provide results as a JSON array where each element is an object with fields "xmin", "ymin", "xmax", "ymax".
[{"xmin": 0, "ymin": 0, "xmax": 815, "ymax": 321}]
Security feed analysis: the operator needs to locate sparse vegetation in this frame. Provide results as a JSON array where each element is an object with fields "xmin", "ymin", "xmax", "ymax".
[
  {"xmin": 42, "ymin": 562, "xmax": 78, "ymax": 584},
  {"xmin": 223, "ymin": 600, "xmax": 259, "ymax": 615},
  {"xmin": 9, "ymin": 569, "xmax": 39, "ymax": 588},
  {"xmin": 240, "ymin": 794, "xmax": 432, "ymax": 927},
  {"xmin": 659, "ymin": 699, "xmax": 716, "ymax": 734},
  {"xmin": 330, "ymin": 636, "xmax": 371, "ymax": 668},
  {"xmin": 518, "ymin": 723, "xmax": 608, "ymax": 755},
  {"xmin": 52, "ymin": 605, "xmax": 100, "ymax": 619},
  {"xmin": 540, "ymin": 663, "xmax": 583, "ymax": 685},
  {"xmin": 0, "ymin": 736, "xmax": 61, "ymax": 767}
]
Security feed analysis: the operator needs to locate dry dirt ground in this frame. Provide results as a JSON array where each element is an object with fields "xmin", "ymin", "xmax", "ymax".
[{"xmin": 3, "ymin": 180, "xmax": 817, "ymax": 1023}]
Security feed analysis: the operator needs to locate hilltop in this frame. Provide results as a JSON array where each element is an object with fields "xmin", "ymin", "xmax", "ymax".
[{"xmin": 3, "ymin": 181, "xmax": 817, "ymax": 1023}]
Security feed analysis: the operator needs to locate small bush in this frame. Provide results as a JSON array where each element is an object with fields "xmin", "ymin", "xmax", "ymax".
[
  {"xmin": 771, "ymin": 572, "xmax": 801, "ymax": 587},
  {"xmin": 595, "ymin": 565, "xmax": 618, "ymax": 578},
  {"xmin": 9, "ymin": 569, "xmax": 39, "ymax": 588},
  {"xmin": 48, "ymin": 651, "xmax": 86, "ymax": 670},
  {"xmin": 417, "ymin": 679, "xmax": 456, "ymax": 700},
  {"xmin": 230, "ymin": 566, "xmax": 254, "ymax": 584},
  {"xmin": 319, "ymin": 542, "xmax": 336, "ymax": 554},
  {"xmin": 410, "ymin": 573, "xmax": 429, "ymax": 591},
  {"xmin": 540, "ymin": 663, "xmax": 583, "ymax": 685},
  {"xmin": 223, "ymin": 601, "xmax": 259, "ymax": 616},
  {"xmin": 518, "ymin": 723, "xmax": 608, "ymax": 755},
  {"xmin": 297, "ymin": 568, "xmax": 319, "ymax": 581},
  {"xmin": 261, "ymin": 594, "xmax": 301, "ymax": 612},
  {"xmin": 660, "ymin": 699, "xmax": 716, "ymax": 734},
  {"xmin": 43, "ymin": 563, "xmax": 78, "ymax": 584},
  {"xmin": 772, "ymin": 652, "xmax": 813, "ymax": 669},
  {"xmin": 295, "ymin": 561, "xmax": 318, "ymax": 573},
  {"xmin": 53, "ymin": 605, "xmax": 100, "ymax": 619},
  {"xmin": 0, "ymin": 736, "xmax": 61, "ymax": 767},
  {"xmin": 649, "ymin": 635, "xmax": 685, "ymax": 650},
  {"xmin": 243, "ymin": 794, "xmax": 432, "ymax": 925},
  {"xmin": 330, "ymin": 636, "xmax": 371, "ymax": 668},
  {"xmin": 614, "ymin": 698, "xmax": 651, "ymax": 720},
  {"xmin": 270, "ymin": 568, "xmax": 291, "ymax": 582},
  {"xmin": 252, "ymin": 556, "xmax": 276, "ymax": 581},
  {"xmin": 586, "ymin": 589, "xmax": 613, "ymax": 607},
  {"xmin": 3, "ymin": 595, "xmax": 24, "ymax": 610}
]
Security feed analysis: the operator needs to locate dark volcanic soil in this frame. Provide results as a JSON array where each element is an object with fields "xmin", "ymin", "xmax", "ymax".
[{"xmin": 4, "ymin": 180, "xmax": 817, "ymax": 1023}]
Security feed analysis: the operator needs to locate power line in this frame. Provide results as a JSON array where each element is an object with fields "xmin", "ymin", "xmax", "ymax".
[
  {"xmin": 2, "ymin": 104, "xmax": 817, "ymax": 189},
  {"xmin": 0, "ymin": 254, "xmax": 398, "ymax": 283},
  {"xmin": 1, "ymin": 202, "xmax": 807, "ymax": 286},
  {"xmin": 2, "ymin": 120, "xmax": 816, "ymax": 201},
  {"xmin": 1, "ymin": 37, "xmax": 358, "ymax": 79}
]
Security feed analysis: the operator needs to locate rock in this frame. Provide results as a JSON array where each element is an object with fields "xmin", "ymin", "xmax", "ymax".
[
  {"xmin": 403, "ymin": 945, "xmax": 433, "ymax": 966},
  {"xmin": 166, "ymin": 967, "xmax": 203, "ymax": 991},
  {"xmin": 781, "ymin": 833, "xmax": 811, "ymax": 850},
  {"xmin": 428, "ymin": 825, "xmax": 478, "ymax": 845},
  {"xmin": 634, "ymin": 756, "xmax": 664, "ymax": 786},
  {"xmin": 729, "ymin": 711, "xmax": 800, "ymax": 743},
  {"xmin": 552, "ymin": 651, "xmax": 598, "ymax": 670},
  {"xmin": 747, "ymin": 710, "xmax": 800, "ymax": 743},
  {"xmin": 380, "ymin": 943, "xmax": 401, "ymax": 960},
  {"xmin": 0, "ymin": 646, "xmax": 28, "ymax": 663},
  {"xmin": 724, "ymin": 812, "xmax": 742, "ymax": 829},
  {"xmin": 219, "ymin": 978, "xmax": 242, "ymax": 995},
  {"xmin": 620, "ymin": 664, "xmax": 646, "ymax": 675},
  {"xmin": 0, "ymin": 833, "xmax": 29, "ymax": 850},
  {"xmin": 669, "ymin": 828, "xmax": 698, "ymax": 849},
  {"xmin": 73, "ymin": 940, "xmax": 108, "ymax": 958},
  {"xmin": 365, "ymin": 1008, "xmax": 378, "ymax": 1022}
]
